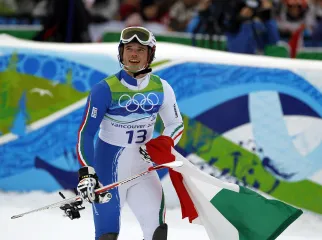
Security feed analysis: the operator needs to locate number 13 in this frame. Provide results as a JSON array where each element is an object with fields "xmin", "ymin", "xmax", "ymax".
[{"xmin": 126, "ymin": 130, "xmax": 147, "ymax": 144}]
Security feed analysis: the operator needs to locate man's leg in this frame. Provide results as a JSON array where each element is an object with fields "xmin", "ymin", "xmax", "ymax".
[
  {"xmin": 127, "ymin": 171, "xmax": 167, "ymax": 240},
  {"xmin": 93, "ymin": 199, "xmax": 120, "ymax": 240},
  {"xmin": 93, "ymin": 139, "xmax": 127, "ymax": 240}
]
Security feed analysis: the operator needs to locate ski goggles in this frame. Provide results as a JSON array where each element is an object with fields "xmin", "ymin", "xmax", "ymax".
[{"xmin": 120, "ymin": 27, "xmax": 152, "ymax": 46}]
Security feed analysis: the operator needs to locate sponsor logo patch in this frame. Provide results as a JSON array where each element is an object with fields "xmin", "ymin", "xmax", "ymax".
[
  {"xmin": 173, "ymin": 104, "xmax": 178, "ymax": 118},
  {"xmin": 91, "ymin": 107, "xmax": 98, "ymax": 118}
]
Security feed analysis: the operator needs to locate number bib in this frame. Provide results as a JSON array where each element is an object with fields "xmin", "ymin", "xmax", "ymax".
[{"xmin": 99, "ymin": 74, "xmax": 164, "ymax": 147}]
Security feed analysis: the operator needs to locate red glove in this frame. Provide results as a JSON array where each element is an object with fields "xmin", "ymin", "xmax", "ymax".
[{"xmin": 144, "ymin": 135, "xmax": 175, "ymax": 164}]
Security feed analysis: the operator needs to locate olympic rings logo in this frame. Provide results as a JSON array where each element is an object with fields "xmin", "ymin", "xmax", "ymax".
[{"xmin": 118, "ymin": 93, "xmax": 159, "ymax": 112}]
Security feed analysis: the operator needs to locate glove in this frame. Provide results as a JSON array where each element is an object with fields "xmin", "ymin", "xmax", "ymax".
[
  {"xmin": 77, "ymin": 166, "xmax": 112, "ymax": 204},
  {"xmin": 140, "ymin": 135, "xmax": 175, "ymax": 165}
]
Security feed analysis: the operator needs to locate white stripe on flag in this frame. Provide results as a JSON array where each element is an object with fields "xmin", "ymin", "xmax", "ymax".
[
  {"xmin": 184, "ymin": 176, "xmax": 239, "ymax": 240},
  {"xmin": 172, "ymin": 149, "xmax": 239, "ymax": 192}
]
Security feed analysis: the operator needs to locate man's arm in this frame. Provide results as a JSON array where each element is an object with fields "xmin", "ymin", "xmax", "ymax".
[
  {"xmin": 76, "ymin": 81, "xmax": 111, "ymax": 166},
  {"xmin": 158, "ymin": 80, "xmax": 184, "ymax": 146}
]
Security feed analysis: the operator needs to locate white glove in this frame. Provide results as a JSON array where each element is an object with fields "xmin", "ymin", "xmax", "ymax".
[{"xmin": 77, "ymin": 166, "xmax": 112, "ymax": 204}]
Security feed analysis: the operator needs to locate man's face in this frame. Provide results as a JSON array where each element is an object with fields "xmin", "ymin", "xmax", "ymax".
[{"xmin": 122, "ymin": 42, "xmax": 149, "ymax": 73}]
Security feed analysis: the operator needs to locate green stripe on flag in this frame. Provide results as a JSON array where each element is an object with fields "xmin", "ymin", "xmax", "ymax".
[{"xmin": 210, "ymin": 186, "xmax": 303, "ymax": 240}]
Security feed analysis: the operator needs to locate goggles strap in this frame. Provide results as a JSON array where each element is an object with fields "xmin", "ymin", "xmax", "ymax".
[{"xmin": 133, "ymin": 67, "xmax": 152, "ymax": 78}]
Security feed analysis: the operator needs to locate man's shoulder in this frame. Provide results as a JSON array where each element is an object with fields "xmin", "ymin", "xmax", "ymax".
[
  {"xmin": 90, "ymin": 78, "xmax": 112, "ymax": 94},
  {"xmin": 102, "ymin": 72, "xmax": 121, "ymax": 88},
  {"xmin": 103, "ymin": 72, "xmax": 119, "ymax": 82},
  {"xmin": 149, "ymin": 74, "xmax": 168, "ymax": 91},
  {"xmin": 150, "ymin": 74, "xmax": 169, "ymax": 85},
  {"xmin": 150, "ymin": 73, "xmax": 161, "ymax": 80},
  {"xmin": 150, "ymin": 75, "xmax": 170, "ymax": 88},
  {"xmin": 157, "ymin": 78, "xmax": 175, "ymax": 95}
]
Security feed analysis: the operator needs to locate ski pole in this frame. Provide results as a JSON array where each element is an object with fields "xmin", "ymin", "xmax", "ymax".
[{"xmin": 11, "ymin": 161, "xmax": 183, "ymax": 220}]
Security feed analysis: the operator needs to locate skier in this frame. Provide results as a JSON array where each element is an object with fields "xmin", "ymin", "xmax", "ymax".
[{"xmin": 76, "ymin": 26, "xmax": 184, "ymax": 240}]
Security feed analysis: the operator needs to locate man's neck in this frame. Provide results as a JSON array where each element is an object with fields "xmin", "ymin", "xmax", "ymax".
[{"xmin": 125, "ymin": 70, "xmax": 147, "ymax": 79}]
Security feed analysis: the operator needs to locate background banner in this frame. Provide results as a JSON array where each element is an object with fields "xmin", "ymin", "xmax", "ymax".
[{"xmin": 1, "ymin": 35, "xmax": 322, "ymax": 214}]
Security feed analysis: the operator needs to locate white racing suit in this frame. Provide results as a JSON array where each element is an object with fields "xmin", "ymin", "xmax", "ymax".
[{"xmin": 76, "ymin": 69, "xmax": 184, "ymax": 239}]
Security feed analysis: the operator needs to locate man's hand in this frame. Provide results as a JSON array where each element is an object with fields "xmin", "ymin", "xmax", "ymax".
[
  {"xmin": 77, "ymin": 166, "xmax": 112, "ymax": 204},
  {"xmin": 139, "ymin": 145, "xmax": 153, "ymax": 163}
]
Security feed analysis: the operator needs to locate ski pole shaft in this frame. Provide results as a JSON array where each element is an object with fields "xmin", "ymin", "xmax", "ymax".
[
  {"xmin": 11, "ymin": 195, "xmax": 80, "ymax": 219},
  {"xmin": 11, "ymin": 161, "xmax": 183, "ymax": 220},
  {"xmin": 95, "ymin": 161, "xmax": 182, "ymax": 195}
]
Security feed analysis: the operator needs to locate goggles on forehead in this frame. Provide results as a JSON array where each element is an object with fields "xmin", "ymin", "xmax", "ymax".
[{"xmin": 120, "ymin": 27, "xmax": 152, "ymax": 46}]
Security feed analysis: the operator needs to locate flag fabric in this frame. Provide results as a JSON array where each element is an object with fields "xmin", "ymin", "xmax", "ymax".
[
  {"xmin": 170, "ymin": 149, "xmax": 303, "ymax": 240},
  {"xmin": 288, "ymin": 24, "xmax": 305, "ymax": 58}
]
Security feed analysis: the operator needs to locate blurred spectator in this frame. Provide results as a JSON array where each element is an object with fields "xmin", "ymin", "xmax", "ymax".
[
  {"xmin": 33, "ymin": 0, "xmax": 118, "ymax": 23},
  {"xmin": 188, "ymin": 0, "xmax": 280, "ymax": 54},
  {"xmin": 141, "ymin": 0, "xmax": 159, "ymax": 21},
  {"xmin": 313, "ymin": 0, "xmax": 322, "ymax": 19},
  {"xmin": 124, "ymin": 12, "xmax": 144, "ymax": 26},
  {"xmin": 119, "ymin": 0, "xmax": 141, "ymax": 20},
  {"xmin": 313, "ymin": 0, "xmax": 322, "ymax": 21},
  {"xmin": 86, "ymin": 0, "xmax": 119, "ymax": 23},
  {"xmin": 311, "ymin": 0, "xmax": 322, "ymax": 46},
  {"xmin": 33, "ymin": 0, "xmax": 91, "ymax": 43},
  {"xmin": 140, "ymin": 0, "xmax": 176, "ymax": 24},
  {"xmin": 271, "ymin": 0, "xmax": 283, "ymax": 15},
  {"xmin": 168, "ymin": 0, "xmax": 199, "ymax": 32},
  {"xmin": 277, "ymin": 0, "xmax": 315, "ymax": 36},
  {"xmin": 186, "ymin": 0, "xmax": 213, "ymax": 34},
  {"xmin": 225, "ymin": 0, "xmax": 280, "ymax": 54},
  {"xmin": 119, "ymin": 0, "xmax": 143, "ymax": 26}
]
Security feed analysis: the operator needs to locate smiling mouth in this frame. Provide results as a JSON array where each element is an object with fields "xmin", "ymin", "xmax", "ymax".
[{"xmin": 129, "ymin": 60, "xmax": 140, "ymax": 63}]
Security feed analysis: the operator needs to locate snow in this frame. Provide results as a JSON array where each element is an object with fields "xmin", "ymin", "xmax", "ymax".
[
  {"xmin": 2, "ymin": 191, "xmax": 205, "ymax": 240},
  {"xmin": 1, "ymin": 191, "xmax": 322, "ymax": 240}
]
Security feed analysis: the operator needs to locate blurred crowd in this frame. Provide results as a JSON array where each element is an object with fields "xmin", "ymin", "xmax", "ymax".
[{"xmin": 1, "ymin": 0, "xmax": 322, "ymax": 54}]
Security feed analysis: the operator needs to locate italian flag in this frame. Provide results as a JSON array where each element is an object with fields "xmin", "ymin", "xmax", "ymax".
[{"xmin": 171, "ymin": 149, "xmax": 303, "ymax": 240}]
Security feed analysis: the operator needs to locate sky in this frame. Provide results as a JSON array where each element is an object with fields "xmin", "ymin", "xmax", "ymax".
[{"xmin": 1, "ymin": 191, "xmax": 322, "ymax": 240}]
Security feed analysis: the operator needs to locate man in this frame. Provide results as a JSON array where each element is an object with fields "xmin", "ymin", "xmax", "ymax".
[{"xmin": 76, "ymin": 26, "xmax": 184, "ymax": 240}]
